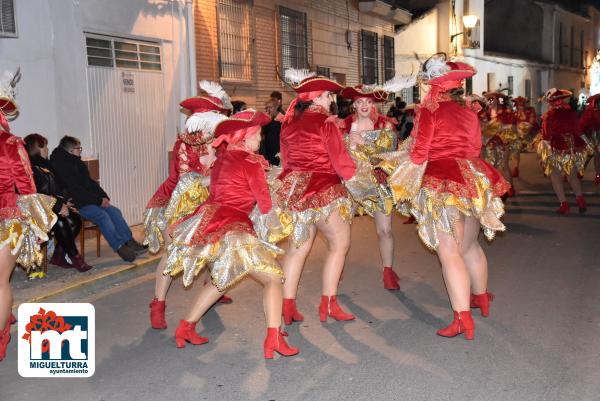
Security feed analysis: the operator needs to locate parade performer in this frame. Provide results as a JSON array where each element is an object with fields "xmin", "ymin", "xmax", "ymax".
[
  {"xmin": 164, "ymin": 110, "xmax": 299, "ymax": 359},
  {"xmin": 338, "ymin": 77, "xmax": 415, "ymax": 290},
  {"xmin": 482, "ymin": 92, "xmax": 517, "ymax": 196},
  {"xmin": 381, "ymin": 54, "xmax": 509, "ymax": 340},
  {"xmin": 145, "ymin": 81, "xmax": 231, "ymax": 330},
  {"xmin": 0, "ymin": 70, "xmax": 57, "ymax": 360},
  {"xmin": 537, "ymin": 88, "xmax": 591, "ymax": 214},
  {"xmin": 579, "ymin": 93, "xmax": 600, "ymax": 184},
  {"xmin": 274, "ymin": 69, "xmax": 357, "ymax": 325},
  {"xmin": 512, "ymin": 96, "xmax": 539, "ymax": 177}
]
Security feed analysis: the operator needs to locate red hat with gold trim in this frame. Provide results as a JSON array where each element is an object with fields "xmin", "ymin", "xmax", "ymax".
[
  {"xmin": 586, "ymin": 93, "xmax": 600, "ymax": 107},
  {"xmin": 419, "ymin": 53, "xmax": 476, "ymax": 87},
  {"xmin": 212, "ymin": 109, "xmax": 271, "ymax": 147},
  {"xmin": 512, "ymin": 96, "xmax": 530, "ymax": 106},
  {"xmin": 542, "ymin": 88, "xmax": 572, "ymax": 103},
  {"xmin": 180, "ymin": 80, "xmax": 233, "ymax": 114},
  {"xmin": 340, "ymin": 75, "xmax": 417, "ymax": 102},
  {"xmin": 284, "ymin": 69, "xmax": 343, "ymax": 100}
]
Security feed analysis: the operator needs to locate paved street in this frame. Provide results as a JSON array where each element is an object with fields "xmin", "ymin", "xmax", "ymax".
[{"xmin": 1, "ymin": 154, "xmax": 599, "ymax": 401}]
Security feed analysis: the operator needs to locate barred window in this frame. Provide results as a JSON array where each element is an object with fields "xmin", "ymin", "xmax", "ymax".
[
  {"xmin": 279, "ymin": 6, "xmax": 308, "ymax": 71},
  {"xmin": 218, "ymin": 0, "xmax": 254, "ymax": 81},
  {"xmin": 316, "ymin": 66, "xmax": 331, "ymax": 78},
  {"xmin": 383, "ymin": 36, "xmax": 395, "ymax": 82},
  {"xmin": 86, "ymin": 35, "xmax": 161, "ymax": 71},
  {"xmin": 0, "ymin": 0, "xmax": 17, "ymax": 37},
  {"xmin": 361, "ymin": 30, "xmax": 378, "ymax": 85}
]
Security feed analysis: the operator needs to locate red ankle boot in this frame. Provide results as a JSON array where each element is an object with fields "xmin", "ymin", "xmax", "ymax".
[
  {"xmin": 0, "ymin": 323, "xmax": 11, "ymax": 361},
  {"xmin": 556, "ymin": 202, "xmax": 570, "ymax": 214},
  {"xmin": 174, "ymin": 320, "xmax": 208, "ymax": 348},
  {"xmin": 595, "ymin": 175, "xmax": 600, "ymax": 185},
  {"xmin": 218, "ymin": 295, "xmax": 233, "ymax": 304},
  {"xmin": 383, "ymin": 267, "xmax": 400, "ymax": 290},
  {"xmin": 71, "ymin": 254, "xmax": 94, "ymax": 272},
  {"xmin": 507, "ymin": 186, "xmax": 516, "ymax": 197},
  {"xmin": 511, "ymin": 167, "xmax": 519, "ymax": 178},
  {"xmin": 470, "ymin": 292, "xmax": 494, "ymax": 317},
  {"xmin": 263, "ymin": 327, "xmax": 299, "ymax": 359},
  {"xmin": 282, "ymin": 298, "xmax": 304, "ymax": 325},
  {"xmin": 319, "ymin": 295, "xmax": 355, "ymax": 322},
  {"xmin": 576, "ymin": 196, "xmax": 587, "ymax": 213},
  {"xmin": 149, "ymin": 298, "xmax": 167, "ymax": 329},
  {"xmin": 50, "ymin": 246, "xmax": 72, "ymax": 269},
  {"xmin": 437, "ymin": 311, "xmax": 475, "ymax": 340}
]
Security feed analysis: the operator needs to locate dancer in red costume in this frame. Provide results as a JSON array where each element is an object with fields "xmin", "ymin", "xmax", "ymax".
[
  {"xmin": 164, "ymin": 110, "xmax": 298, "ymax": 359},
  {"xmin": 578, "ymin": 93, "xmax": 600, "ymax": 184},
  {"xmin": 276, "ymin": 69, "xmax": 357, "ymax": 325},
  {"xmin": 512, "ymin": 96, "xmax": 539, "ymax": 178},
  {"xmin": 338, "ymin": 78, "xmax": 415, "ymax": 290},
  {"xmin": 145, "ymin": 81, "xmax": 232, "ymax": 330},
  {"xmin": 382, "ymin": 54, "xmax": 509, "ymax": 340},
  {"xmin": 536, "ymin": 88, "xmax": 591, "ymax": 214},
  {"xmin": 0, "ymin": 70, "xmax": 57, "ymax": 360}
]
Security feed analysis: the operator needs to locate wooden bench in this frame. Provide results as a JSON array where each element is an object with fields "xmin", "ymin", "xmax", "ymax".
[{"xmin": 79, "ymin": 158, "xmax": 102, "ymax": 258}]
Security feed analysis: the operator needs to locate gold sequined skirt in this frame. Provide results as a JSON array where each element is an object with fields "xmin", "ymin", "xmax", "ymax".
[
  {"xmin": 536, "ymin": 138, "xmax": 593, "ymax": 176},
  {"xmin": 0, "ymin": 194, "xmax": 57, "ymax": 270},
  {"xmin": 143, "ymin": 172, "xmax": 210, "ymax": 254}
]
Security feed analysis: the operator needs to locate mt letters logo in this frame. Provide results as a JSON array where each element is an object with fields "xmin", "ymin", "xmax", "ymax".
[{"xmin": 18, "ymin": 303, "xmax": 95, "ymax": 377}]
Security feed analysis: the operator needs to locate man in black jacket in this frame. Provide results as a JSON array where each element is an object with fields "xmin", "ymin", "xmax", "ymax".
[
  {"xmin": 260, "ymin": 99, "xmax": 281, "ymax": 165},
  {"xmin": 50, "ymin": 136, "xmax": 145, "ymax": 262}
]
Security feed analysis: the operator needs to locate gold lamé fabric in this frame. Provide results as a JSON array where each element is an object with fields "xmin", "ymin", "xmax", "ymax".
[
  {"xmin": 0, "ymin": 194, "xmax": 57, "ymax": 270},
  {"xmin": 143, "ymin": 172, "xmax": 210, "ymax": 254},
  {"xmin": 376, "ymin": 141, "xmax": 427, "ymax": 203},
  {"xmin": 164, "ymin": 231, "xmax": 283, "ymax": 290},
  {"xmin": 535, "ymin": 136, "xmax": 593, "ymax": 176},
  {"xmin": 344, "ymin": 128, "xmax": 395, "ymax": 216},
  {"xmin": 584, "ymin": 131, "xmax": 600, "ymax": 152}
]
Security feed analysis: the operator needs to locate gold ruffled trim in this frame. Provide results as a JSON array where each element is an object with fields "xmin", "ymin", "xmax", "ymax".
[
  {"xmin": 582, "ymin": 132, "xmax": 600, "ymax": 153},
  {"xmin": 481, "ymin": 138, "xmax": 508, "ymax": 169},
  {"xmin": 376, "ymin": 143, "xmax": 427, "ymax": 203},
  {"xmin": 0, "ymin": 194, "xmax": 57, "ymax": 270},
  {"xmin": 536, "ymin": 138, "xmax": 593, "ymax": 176},
  {"xmin": 409, "ymin": 160, "xmax": 506, "ymax": 250},
  {"xmin": 164, "ymin": 231, "xmax": 283, "ymax": 290},
  {"xmin": 142, "ymin": 172, "xmax": 210, "ymax": 254}
]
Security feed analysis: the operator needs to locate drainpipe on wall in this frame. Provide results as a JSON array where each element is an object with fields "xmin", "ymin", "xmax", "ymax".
[
  {"xmin": 186, "ymin": 0, "xmax": 197, "ymax": 96},
  {"xmin": 177, "ymin": 1, "xmax": 187, "ymax": 130}
]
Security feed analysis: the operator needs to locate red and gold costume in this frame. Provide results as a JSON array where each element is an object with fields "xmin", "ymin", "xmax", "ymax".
[
  {"xmin": 164, "ymin": 111, "xmax": 283, "ymax": 289},
  {"xmin": 579, "ymin": 93, "xmax": 600, "ymax": 153},
  {"xmin": 513, "ymin": 97, "xmax": 539, "ymax": 149},
  {"xmin": 536, "ymin": 89, "xmax": 592, "ymax": 176},
  {"xmin": 482, "ymin": 93, "xmax": 519, "ymax": 168},
  {"xmin": 143, "ymin": 87, "xmax": 229, "ymax": 253},
  {"xmin": 0, "ymin": 89, "xmax": 56, "ymax": 270},
  {"xmin": 381, "ymin": 62, "xmax": 509, "ymax": 250}
]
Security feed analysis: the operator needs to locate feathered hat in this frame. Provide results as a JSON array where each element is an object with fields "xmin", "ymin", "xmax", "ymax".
[
  {"xmin": 212, "ymin": 109, "xmax": 271, "ymax": 148},
  {"xmin": 417, "ymin": 53, "xmax": 476, "ymax": 88},
  {"xmin": 180, "ymin": 80, "xmax": 233, "ymax": 114},
  {"xmin": 541, "ymin": 88, "xmax": 572, "ymax": 103},
  {"xmin": 0, "ymin": 68, "xmax": 21, "ymax": 131},
  {"xmin": 340, "ymin": 75, "xmax": 417, "ymax": 102},
  {"xmin": 284, "ymin": 68, "xmax": 343, "ymax": 97},
  {"xmin": 184, "ymin": 110, "xmax": 228, "ymax": 137},
  {"xmin": 512, "ymin": 96, "xmax": 530, "ymax": 106}
]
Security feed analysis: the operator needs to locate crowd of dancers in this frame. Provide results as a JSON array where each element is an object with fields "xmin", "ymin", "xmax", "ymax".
[{"xmin": 1, "ymin": 52, "xmax": 598, "ymax": 361}]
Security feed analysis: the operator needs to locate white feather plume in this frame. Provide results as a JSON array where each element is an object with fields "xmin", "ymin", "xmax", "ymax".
[
  {"xmin": 420, "ymin": 55, "xmax": 450, "ymax": 80},
  {"xmin": 0, "ymin": 71, "xmax": 17, "ymax": 99},
  {"xmin": 284, "ymin": 68, "xmax": 316, "ymax": 85},
  {"xmin": 185, "ymin": 111, "xmax": 228, "ymax": 136},
  {"xmin": 381, "ymin": 74, "xmax": 417, "ymax": 92},
  {"xmin": 198, "ymin": 80, "xmax": 232, "ymax": 109}
]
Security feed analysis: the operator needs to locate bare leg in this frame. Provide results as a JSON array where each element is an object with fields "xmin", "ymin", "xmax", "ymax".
[
  {"xmin": 566, "ymin": 169, "xmax": 583, "ymax": 197},
  {"xmin": 436, "ymin": 218, "xmax": 470, "ymax": 311},
  {"xmin": 0, "ymin": 246, "xmax": 17, "ymax": 328},
  {"xmin": 550, "ymin": 171, "xmax": 567, "ymax": 202},
  {"xmin": 374, "ymin": 211, "xmax": 394, "ymax": 267},
  {"xmin": 461, "ymin": 216, "xmax": 488, "ymax": 294},
  {"xmin": 184, "ymin": 278, "xmax": 223, "ymax": 323},
  {"xmin": 282, "ymin": 226, "xmax": 317, "ymax": 299},
  {"xmin": 154, "ymin": 254, "xmax": 172, "ymax": 301},
  {"xmin": 501, "ymin": 151, "xmax": 513, "ymax": 187},
  {"xmin": 511, "ymin": 151, "xmax": 521, "ymax": 173},
  {"xmin": 315, "ymin": 209, "xmax": 351, "ymax": 296},
  {"xmin": 250, "ymin": 271, "xmax": 283, "ymax": 328}
]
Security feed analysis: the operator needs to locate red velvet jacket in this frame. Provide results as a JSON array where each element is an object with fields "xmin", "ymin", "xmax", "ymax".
[
  {"xmin": 146, "ymin": 138, "xmax": 212, "ymax": 209},
  {"xmin": 0, "ymin": 130, "xmax": 37, "ymax": 210},
  {"xmin": 541, "ymin": 107, "xmax": 585, "ymax": 150},
  {"xmin": 410, "ymin": 101, "xmax": 482, "ymax": 164},
  {"xmin": 280, "ymin": 109, "xmax": 356, "ymax": 180},
  {"xmin": 495, "ymin": 107, "xmax": 516, "ymax": 125}
]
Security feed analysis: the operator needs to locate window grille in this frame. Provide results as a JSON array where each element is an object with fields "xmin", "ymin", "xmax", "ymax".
[
  {"xmin": 86, "ymin": 35, "xmax": 161, "ymax": 71},
  {"xmin": 218, "ymin": 0, "xmax": 254, "ymax": 80},
  {"xmin": 383, "ymin": 36, "xmax": 395, "ymax": 82},
  {"xmin": 0, "ymin": 0, "xmax": 17, "ymax": 37},
  {"xmin": 279, "ymin": 6, "xmax": 308, "ymax": 71},
  {"xmin": 316, "ymin": 66, "xmax": 331, "ymax": 78},
  {"xmin": 361, "ymin": 30, "xmax": 378, "ymax": 85}
]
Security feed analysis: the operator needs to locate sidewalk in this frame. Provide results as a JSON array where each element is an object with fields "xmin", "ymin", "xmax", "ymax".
[{"xmin": 10, "ymin": 225, "xmax": 162, "ymax": 308}]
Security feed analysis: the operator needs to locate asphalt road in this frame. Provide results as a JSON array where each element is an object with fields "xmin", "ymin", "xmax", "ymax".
[{"xmin": 1, "ymin": 154, "xmax": 599, "ymax": 401}]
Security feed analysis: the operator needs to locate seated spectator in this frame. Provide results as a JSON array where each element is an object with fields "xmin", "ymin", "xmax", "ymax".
[
  {"xmin": 24, "ymin": 134, "xmax": 93, "ymax": 272},
  {"xmin": 50, "ymin": 136, "xmax": 146, "ymax": 262},
  {"xmin": 261, "ymin": 99, "xmax": 282, "ymax": 165}
]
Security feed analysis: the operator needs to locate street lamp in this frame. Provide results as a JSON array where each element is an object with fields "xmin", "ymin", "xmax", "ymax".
[{"xmin": 450, "ymin": 14, "xmax": 480, "ymax": 51}]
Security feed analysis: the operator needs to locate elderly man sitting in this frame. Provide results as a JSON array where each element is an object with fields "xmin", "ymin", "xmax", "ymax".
[{"xmin": 50, "ymin": 135, "xmax": 146, "ymax": 262}]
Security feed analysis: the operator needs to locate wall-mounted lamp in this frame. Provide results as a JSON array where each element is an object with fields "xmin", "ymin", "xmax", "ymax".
[{"xmin": 450, "ymin": 14, "xmax": 480, "ymax": 51}]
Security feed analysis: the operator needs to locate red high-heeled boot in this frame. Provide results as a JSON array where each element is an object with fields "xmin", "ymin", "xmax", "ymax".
[
  {"xmin": 218, "ymin": 295, "xmax": 233, "ymax": 304},
  {"xmin": 511, "ymin": 167, "xmax": 519, "ymax": 178},
  {"xmin": 383, "ymin": 267, "xmax": 400, "ymax": 290},
  {"xmin": 282, "ymin": 298, "xmax": 304, "ymax": 325},
  {"xmin": 470, "ymin": 292, "xmax": 494, "ymax": 317},
  {"xmin": 556, "ymin": 202, "xmax": 570, "ymax": 214},
  {"xmin": 174, "ymin": 320, "xmax": 208, "ymax": 348},
  {"xmin": 319, "ymin": 295, "xmax": 355, "ymax": 322},
  {"xmin": 595, "ymin": 175, "xmax": 600, "ymax": 185},
  {"xmin": 263, "ymin": 327, "xmax": 299, "ymax": 359},
  {"xmin": 149, "ymin": 298, "xmax": 167, "ymax": 330},
  {"xmin": 437, "ymin": 311, "xmax": 475, "ymax": 340},
  {"xmin": 0, "ymin": 322, "xmax": 11, "ymax": 361},
  {"xmin": 576, "ymin": 196, "xmax": 587, "ymax": 213}
]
